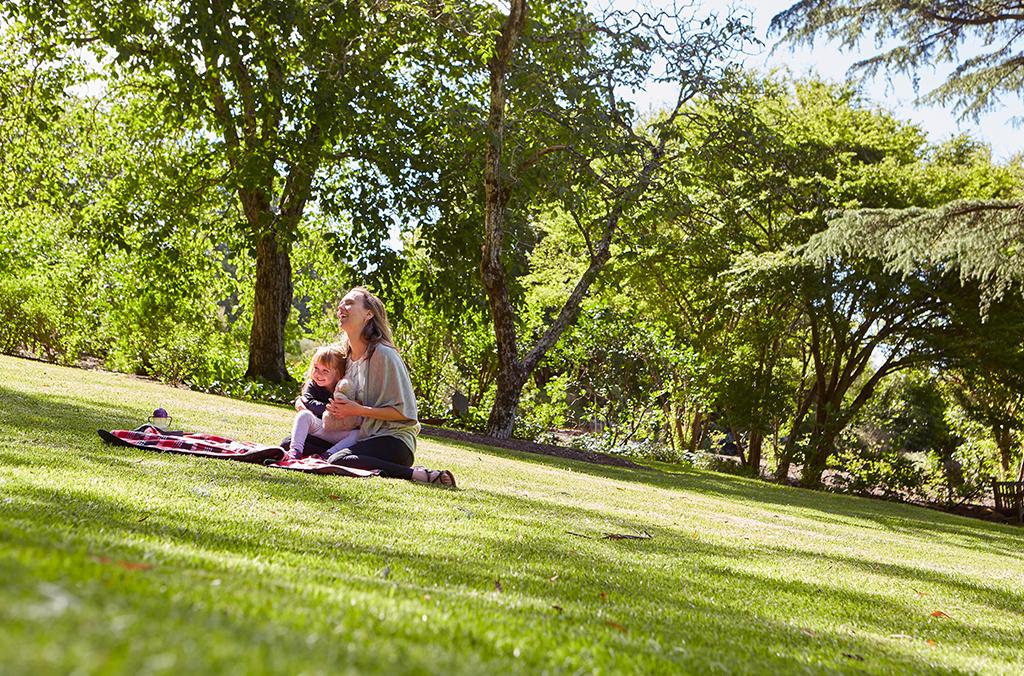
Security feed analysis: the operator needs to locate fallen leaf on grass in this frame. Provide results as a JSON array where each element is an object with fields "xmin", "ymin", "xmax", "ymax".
[
  {"xmin": 495, "ymin": 579, "xmax": 503, "ymax": 593},
  {"xmin": 328, "ymin": 495, "xmax": 343, "ymax": 501},
  {"xmin": 599, "ymin": 592, "xmax": 608, "ymax": 602},
  {"xmin": 930, "ymin": 610, "xmax": 950, "ymax": 619},
  {"xmin": 136, "ymin": 514, "xmax": 150, "ymax": 523},
  {"xmin": 549, "ymin": 574, "xmax": 559, "ymax": 582},
  {"xmin": 604, "ymin": 621, "xmax": 628, "ymax": 634},
  {"xmin": 551, "ymin": 605, "xmax": 563, "ymax": 613},
  {"xmin": 800, "ymin": 628, "xmax": 816, "ymax": 638},
  {"xmin": 842, "ymin": 653, "xmax": 865, "ymax": 662},
  {"xmin": 602, "ymin": 530, "xmax": 652, "ymax": 540},
  {"xmin": 927, "ymin": 640, "xmax": 937, "ymax": 648},
  {"xmin": 910, "ymin": 587, "xmax": 927, "ymax": 597},
  {"xmin": 95, "ymin": 556, "xmax": 152, "ymax": 571}
]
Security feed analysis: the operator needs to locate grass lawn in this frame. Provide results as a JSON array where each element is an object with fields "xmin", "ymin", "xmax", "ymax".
[{"xmin": 1, "ymin": 353, "xmax": 1022, "ymax": 674}]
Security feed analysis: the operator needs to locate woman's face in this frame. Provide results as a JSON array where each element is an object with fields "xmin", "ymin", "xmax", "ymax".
[{"xmin": 337, "ymin": 291, "xmax": 373, "ymax": 333}]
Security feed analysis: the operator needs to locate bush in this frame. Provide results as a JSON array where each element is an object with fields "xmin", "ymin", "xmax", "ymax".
[
  {"xmin": 567, "ymin": 432, "xmax": 681, "ymax": 463},
  {"xmin": 829, "ymin": 447, "xmax": 928, "ymax": 500},
  {"xmin": 0, "ymin": 277, "xmax": 62, "ymax": 359}
]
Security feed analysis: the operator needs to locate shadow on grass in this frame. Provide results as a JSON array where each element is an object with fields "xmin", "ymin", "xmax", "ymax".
[
  {"xmin": 3, "ymin": 370, "xmax": 1022, "ymax": 563},
  {"xmin": 3, "ymin": 376, "xmax": 1023, "ymax": 668},
  {"xmin": 4, "ymin": 376, "xmax": 1021, "ymax": 559},
  {"xmin": 3, "ymin": 475, "xmax": 1009, "ymax": 673},
  {"xmin": 429, "ymin": 435, "xmax": 1024, "ymax": 557}
]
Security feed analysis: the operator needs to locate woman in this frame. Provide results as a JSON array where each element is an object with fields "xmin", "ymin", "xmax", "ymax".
[{"xmin": 318, "ymin": 286, "xmax": 456, "ymax": 487}]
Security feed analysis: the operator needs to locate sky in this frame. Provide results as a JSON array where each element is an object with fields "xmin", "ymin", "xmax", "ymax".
[{"xmin": 629, "ymin": 0, "xmax": 1024, "ymax": 161}]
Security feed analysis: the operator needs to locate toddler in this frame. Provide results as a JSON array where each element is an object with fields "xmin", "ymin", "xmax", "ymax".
[{"xmin": 284, "ymin": 346, "xmax": 362, "ymax": 461}]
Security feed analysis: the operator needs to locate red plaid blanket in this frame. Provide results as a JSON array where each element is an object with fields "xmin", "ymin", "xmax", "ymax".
[
  {"xmin": 100, "ymin": 426, "xmax": 283, "ymax": 462},
  {"xmin": 97, "ymin": 426, "xmax": 377, "ymax": 477}
]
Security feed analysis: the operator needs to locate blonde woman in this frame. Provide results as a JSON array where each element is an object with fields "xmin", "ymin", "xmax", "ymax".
[{"xmin": 312, "ymin": 286, "xmax": 456, "ymax": 487}]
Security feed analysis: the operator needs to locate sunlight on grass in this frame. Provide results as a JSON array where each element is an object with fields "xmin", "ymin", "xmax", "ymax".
[{"xmin": 1, "ymin": 354, "xmax": 1022, "ymax": 674}]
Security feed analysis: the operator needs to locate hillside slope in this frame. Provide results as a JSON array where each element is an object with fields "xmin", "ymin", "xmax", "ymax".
[{"xmin": 0, "ymin": 355, "xmax": 1021, "ymax": 674}]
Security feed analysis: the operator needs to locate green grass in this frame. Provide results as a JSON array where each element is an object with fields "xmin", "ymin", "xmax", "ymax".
[{"xmin": 1, "ymin": 354, "xmax": 1022, "ymax": 674}]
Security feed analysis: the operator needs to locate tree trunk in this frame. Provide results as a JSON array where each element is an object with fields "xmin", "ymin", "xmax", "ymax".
[
  {"xmin": 479, "ymin": 0, "xmax": 529, "ymax": 439},
  {"xmin": 799, "ymin": 452, "xmax": 829, "ymax": 488},
  {"xmin": 994, "ymin": 425, "xmax": 1012, "ymax": 476},
  {"xmin": 800, "ymin": 424, "xmax": 838, "ymax": 488},
  {"xmin": 775, "ymin": 386, "xmax": 815, "ymax": 482},
  {"xmin": 488, "ymin": 368, "xmax": 527, "ymax": 439},
  {"xmin": 664, "ymin": 399, "xmax": 681, "ymax": 453},
  {"xmin": 748, "ymin": 430, "xmax": 764, "ymax": 478},
  {"xmin": 689, "ymin": 411, "xmax": 704, "ymax": 454},
  {"xmin": 245, "ymin": 232, "xmax": 293, "ymax": 382}
]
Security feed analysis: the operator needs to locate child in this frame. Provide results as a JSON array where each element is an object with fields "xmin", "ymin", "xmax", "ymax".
[{"xmin": 283, "ymin": 346, "xmax": 362, "ymax": 461}]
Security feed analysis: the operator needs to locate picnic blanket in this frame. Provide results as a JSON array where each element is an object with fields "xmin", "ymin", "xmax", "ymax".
[{"xmin": 98, "ymin": 426, "xmax": 377, "ymax": 477}]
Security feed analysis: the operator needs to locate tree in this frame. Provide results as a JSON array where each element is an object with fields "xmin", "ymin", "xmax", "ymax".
[
  {"xmin": 619, "ymin": 77, "xmax": 939, "ymax": 482},
  {"xmin": 946, "ymin": 369, "xmax": 1024, "ymax": 478},
  {"xmin": 613, "ymin": 72, "xmax": 1024, "ymax": 486},
  {"xmin": 8, "ymin": 0, "xmax": 426, "ymax": 381},
  {"xmin": 771, "ymin": 2, "xmax": 1024, "ymax": 324},
  {"xmin": 1, "ymin": 86, "xmax": 248, "ymax": 382},
  {"xmin": 436, "ymin": 0, "xmax": 754, "ymax": 438},
  {"xmin": 771, "ymin": 1, "xmax": 1024, "ymax": 119},
  {"xmin": 803, "ymin": 154, "xmax": 1024, "ymax": 485}
]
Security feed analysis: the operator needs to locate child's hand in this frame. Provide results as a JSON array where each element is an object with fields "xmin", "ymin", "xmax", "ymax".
[
  {"xmin": 294, "ymin": 397, "xmax": 307, "ymax": 412},
  {"xmin": 326, "ymin": 396, "xmax": 361, "ymax": 418}
]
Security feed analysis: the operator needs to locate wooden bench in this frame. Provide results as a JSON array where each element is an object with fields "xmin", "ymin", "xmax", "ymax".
[{"xmin": 992, "ymin": 481, "xmax": 1024, "ymax": 524}]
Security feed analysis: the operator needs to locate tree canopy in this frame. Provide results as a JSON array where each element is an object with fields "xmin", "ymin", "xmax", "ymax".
[{"xmin": 771, "ymin": 0, "xmax": 1024, "ymax": 118}]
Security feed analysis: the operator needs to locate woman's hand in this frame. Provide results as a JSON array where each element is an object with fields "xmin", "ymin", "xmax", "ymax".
[{"xmin": 326, "ymin": 397, "xmax": 407, "ymax": 421}]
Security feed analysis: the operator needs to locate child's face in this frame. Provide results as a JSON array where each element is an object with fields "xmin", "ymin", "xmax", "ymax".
[{"xmin": 311, "ymin": 360, "xmax": 340, "ymax": 388}]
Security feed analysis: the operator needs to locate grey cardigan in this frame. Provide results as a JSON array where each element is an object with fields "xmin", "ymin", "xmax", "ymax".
[{"xmin": 324, "ymin": 343, "xmax": 420, "ymax": 454}]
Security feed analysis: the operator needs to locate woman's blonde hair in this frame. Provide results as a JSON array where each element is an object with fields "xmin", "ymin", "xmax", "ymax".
[
  {"xmin": 342, "ymin": 286, "xmax": 397, "ymax": 358},
  {"xmin": 306, "ymin": 344, "xmax": 347, "ymax": 381}
]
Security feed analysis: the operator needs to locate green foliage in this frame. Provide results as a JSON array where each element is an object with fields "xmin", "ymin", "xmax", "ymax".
[
  {"xmin": 3, "ymin": 2, "xmax": 1022, "ymax": 506},
  {"xmin": 0, "ymin": 277, "xmax": 61, "ymax": 359},
  {"xmin": 830, "ymin": 371, "xmax": 950, "ymax": 499},
  {"xmin": 942, "ymin": 403, "xmax": 1005, "ymax": 501},
  {"xmin": 829, "ymin": 446, "xmax": 928, "ymax": 501},
  {"xmin": 388, "ymin": 242, "xmax": 498, "ymax": 423}
]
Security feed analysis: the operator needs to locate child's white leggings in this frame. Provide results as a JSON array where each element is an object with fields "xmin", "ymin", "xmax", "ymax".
[{"xmin": 290, "ymin": 409, "xmax": 359, "ymax": 455}]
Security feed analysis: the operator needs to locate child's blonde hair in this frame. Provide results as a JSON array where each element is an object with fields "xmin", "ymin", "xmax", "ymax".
[{"xmin": 306, "ymin": 344, "xmax": 347, "ymax": 381}]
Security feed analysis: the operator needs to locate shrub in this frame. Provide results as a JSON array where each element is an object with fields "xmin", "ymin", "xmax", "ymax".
[
  {"xmin": 829, "ymin": 446, "xmax": 928, "ymax": 500},
  {"xmin": 0, "ymin": 277, "xmax": 62, "ymax": 359}
]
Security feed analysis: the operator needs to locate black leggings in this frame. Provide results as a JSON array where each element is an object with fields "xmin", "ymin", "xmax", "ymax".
[
  {"xmin": 327, "ymin": 436, "xmax": 415, "ymax": 480},
  {"xmin": 279, "ymin": 434, "xmax": 415, "ymax": 480}
]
